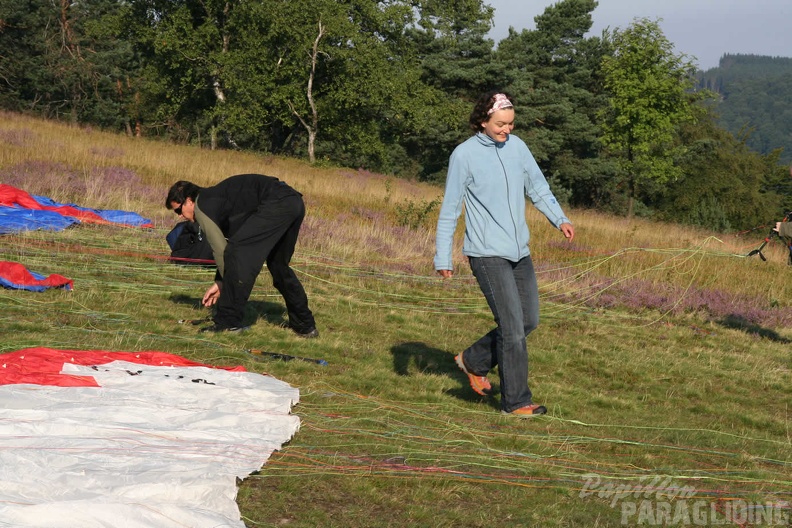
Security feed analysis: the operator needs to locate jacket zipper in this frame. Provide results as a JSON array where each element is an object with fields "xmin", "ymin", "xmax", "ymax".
[{"xmin": 495, "ymin": 147, "xmax": 521, "ymax": 259}]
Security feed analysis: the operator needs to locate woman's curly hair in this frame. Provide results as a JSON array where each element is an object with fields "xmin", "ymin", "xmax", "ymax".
[{"xmin": 468, "ymin": 90, "xmax": 514, "ymax": 133}]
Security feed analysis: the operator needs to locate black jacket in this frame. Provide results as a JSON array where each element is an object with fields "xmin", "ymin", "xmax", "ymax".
[{"xmin": 196, "ymin": 174, "xmax": 301, "ymax": 239}]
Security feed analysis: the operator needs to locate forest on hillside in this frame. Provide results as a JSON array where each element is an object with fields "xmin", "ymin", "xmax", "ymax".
[
  {"xmin": 0, "ymin": 0, "xmax": 790, "ymax": 231},
  {"xmin": 697, "ymin": 54, "xmax": 792, "ymax": 167}
]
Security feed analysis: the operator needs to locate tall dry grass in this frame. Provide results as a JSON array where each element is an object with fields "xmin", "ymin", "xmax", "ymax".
[{"xmin": 1, "ymin": 109, "xmax": 790, "ymax": 325}]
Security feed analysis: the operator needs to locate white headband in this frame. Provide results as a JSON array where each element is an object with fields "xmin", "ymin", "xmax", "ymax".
[{"xmin": 487, "ymin": 93, "xmax": 514, "ymax": 115}]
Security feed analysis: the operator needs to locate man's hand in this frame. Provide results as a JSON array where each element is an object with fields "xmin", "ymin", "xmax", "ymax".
[
  {"xmin": 202, "ymin": 281, "xmax": 222, "ymax": 307},
  {"xmin": 437, "ymin": 269, "xmax": 453, "ymax": 279}
]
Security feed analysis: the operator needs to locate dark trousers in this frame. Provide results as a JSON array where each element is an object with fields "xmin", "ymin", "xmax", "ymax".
[
  {"xmin": 214, "ymin": 194, "xmax": 315, "ymax": 331},
  {"xmin": 464, "ymin": 256, "xmax": 540, "ymax": 412}
]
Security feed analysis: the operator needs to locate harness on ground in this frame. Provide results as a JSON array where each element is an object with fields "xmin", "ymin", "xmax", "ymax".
[{"xmin": 747, "ymin": 211, "xmax": 792, "ymax": 264}]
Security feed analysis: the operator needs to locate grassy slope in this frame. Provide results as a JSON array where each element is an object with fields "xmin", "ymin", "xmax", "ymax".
[{"xmin": 1, "ymin": 112, "xmax": 790, "ymax": 527}]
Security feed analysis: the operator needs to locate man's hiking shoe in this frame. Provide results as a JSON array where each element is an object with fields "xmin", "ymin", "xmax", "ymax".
[
  {"xmin": 199, "ymin": 323, "xmax": 248, "ymax": 333},
  {"xmin": 296, "ymin": 327, "xmax": 320, "ymax": 338},
  {"xmin": 281, "ymin": 321, "xmax": 319, "ymax": 338},
  {"xmin": 502, "ymin": 404, "xmax": 547, "ymax": 418},
  {"xmin": 293, "ymin": 327, "xmax": 319, "ymax": 339},
  {"xmin": 454, "ymin": 353, "xmax": 492, "ymax": 396}
]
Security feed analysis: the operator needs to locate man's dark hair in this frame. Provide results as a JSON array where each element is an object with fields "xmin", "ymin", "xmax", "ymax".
[
  {"xmin": 468, "ymin": 90, "xmax": 514, "ymax": 133},
  {"xmin": 165, "ymin": 181, "xmax": 203, "ymax": 210}
]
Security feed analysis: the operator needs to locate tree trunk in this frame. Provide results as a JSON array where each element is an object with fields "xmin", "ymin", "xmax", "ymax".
[
  {"xmin": 626, "ymin": 146, "xmax": 636, "ymax": 218},
  {"xmin": 307, "ymin": 129, "xmax": 316, "ymax": 163},
  {"xmin": 290, "ymin": 21, "xmax": 325, "ymax": 164},
  {"xmin": 305, "ymin": 22, "xmax": 324, "ymax": 164},
  {"xmin": 627, "ymin": 175, "xmax": 636, "ymax": 218}
]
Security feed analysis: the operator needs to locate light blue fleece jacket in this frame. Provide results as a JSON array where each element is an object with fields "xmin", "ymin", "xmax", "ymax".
[{"xmin": 434, "ymin": 132, "xmax": 570, "ymax": 270}]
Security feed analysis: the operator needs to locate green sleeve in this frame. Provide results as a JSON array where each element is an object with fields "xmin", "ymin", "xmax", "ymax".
[{"xmin": 194, "ymin": 197, "xmax": 227, "ymax": 278}]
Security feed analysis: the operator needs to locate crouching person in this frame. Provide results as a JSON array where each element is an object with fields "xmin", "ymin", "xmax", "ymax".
[{"xmin": 166, "ymin": 174, "xmax": 318, "ymax": 337}]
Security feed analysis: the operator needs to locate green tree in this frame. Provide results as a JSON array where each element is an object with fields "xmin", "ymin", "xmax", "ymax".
[
  {"xmin": 658, "ymin": 108, "xmax": 780, "ymax": 231},
  {"xmin": 715, "ymin": 72, "xmax": 792, "ymax": 166},
  {"xmin": 258, "ymin": 0, "xmax": 495, "ymax": 177},
  {"xmin": 403, "ymin": 0, "xmax": 498, "ymax": 180},
  {"xmin": 121, "ymin": 0, "xmax": 489, "ymax": 177},
  {"xmin": 599, "ymin": 18, "xmax": 699, "ymax": 217},
  {"xmin": 280, "ymin": 0, "xmax": 432, "ymax": 173},
  {"xmin": 1, "ymin": 0, "xmax": 495, "ymax": 177},
  {"xmin": 0, "ymin": 0, "xmax": 51, "ymax": 112},
  {"xmin": 495, "ymin": 0, "xmax": 616, "ymax": 207},
  {"xmin": 0, "ymin": 0, "xmax": 135, "ymax": 127},
  {"xmin": 123, "ymin": 0, "xmax": 246, "ymax": 146}
]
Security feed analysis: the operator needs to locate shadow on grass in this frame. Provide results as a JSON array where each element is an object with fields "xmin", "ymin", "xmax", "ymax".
[
  {"xmin": 168, "ymin": 293, "xmax": 202, "ymax": 308},
  {"xmin": 390, "ymin": 341, "xmax": 447, "ymax": 376},
  {"xmin": 389, "ymin": 341, "xmax": 500, "ymax": 406},
  {"xmin": 246, "ymin": 300, "xmax": 289, "ymax": 327},
  {"xmin": 717, "ymin": 315, "xmax": 791, "ymax": 344},
  {"xmin": 168, "ymin": 294, "xmax": 285, "ymax": 328}
]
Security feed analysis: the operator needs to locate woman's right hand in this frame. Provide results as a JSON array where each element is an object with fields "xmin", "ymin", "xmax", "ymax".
[{"xmin": 437, "ymin": 269, "xmax": 453, "ymax": 279}]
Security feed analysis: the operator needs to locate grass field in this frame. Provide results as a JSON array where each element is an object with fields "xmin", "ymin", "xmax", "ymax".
[{"xmin": 1, "ymin": 111, "xmax": 790, "ymax": 527}]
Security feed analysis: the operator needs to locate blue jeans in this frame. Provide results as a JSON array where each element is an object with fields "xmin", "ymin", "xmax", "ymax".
[{"xmin": 464, "ymin": 256, "xmax": 540, "ymax": 412}]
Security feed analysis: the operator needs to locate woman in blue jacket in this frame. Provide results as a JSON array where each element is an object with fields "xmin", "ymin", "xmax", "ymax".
[{"xmin": 434, "ymin": 91, "xmax": 575, "ymax": 417}]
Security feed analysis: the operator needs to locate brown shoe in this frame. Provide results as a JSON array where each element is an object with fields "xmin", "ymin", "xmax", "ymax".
[
  {"xmin": 502, "ymin": 404, "xmax": 547, "ymax": 418},
  {"xmin": 454, "ymin": 353, "xmax": 492, "ymax": 396}
]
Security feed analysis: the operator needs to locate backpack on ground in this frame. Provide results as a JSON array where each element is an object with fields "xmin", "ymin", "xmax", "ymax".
[{"xmin": 166, "ymin": 221, "xmax": 215, "ymax": 266}]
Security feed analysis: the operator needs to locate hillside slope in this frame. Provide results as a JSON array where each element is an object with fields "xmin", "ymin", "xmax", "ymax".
[
  {"xmin": 1, "ymin": 111, "xmax": 790, "ymax": 527},
  {"xmin": 698, "ymin": 54, "xmax": 792, "ymax": 165}
]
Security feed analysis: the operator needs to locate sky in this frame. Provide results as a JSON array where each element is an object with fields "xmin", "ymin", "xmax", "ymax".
[{"xmin": 485, "ymin": 0, "xmax": 792, "ymax": 70}]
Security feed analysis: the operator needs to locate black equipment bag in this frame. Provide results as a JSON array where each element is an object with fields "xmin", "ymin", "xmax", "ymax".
[{"xmin": 166, "ymin": 221, "xmax": 215, "ymax": 265}]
